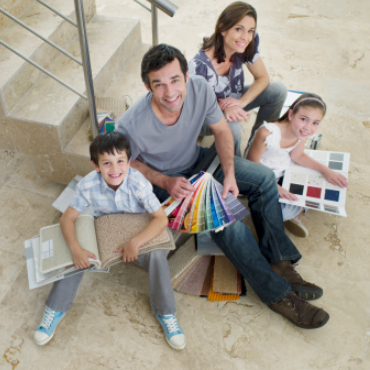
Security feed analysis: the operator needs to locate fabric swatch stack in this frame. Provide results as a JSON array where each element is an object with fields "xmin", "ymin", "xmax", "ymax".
[{"xmin": 169, "ymin": 236, "xmax": 246, "ymax": 301}]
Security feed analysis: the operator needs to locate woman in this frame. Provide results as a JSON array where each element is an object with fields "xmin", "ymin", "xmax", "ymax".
[{"xmin": 189, "ymin": 1, "xmax": 287, "ymax": 156}]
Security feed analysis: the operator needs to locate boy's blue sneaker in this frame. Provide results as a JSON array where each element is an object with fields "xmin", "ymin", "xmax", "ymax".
[
  {"xmin": 156, "ymin": 314, "xmax": 186, "ymax": 350},
  {"xmin": 34, "ymin": 306, "xmax": 66, "ymax": 346}
]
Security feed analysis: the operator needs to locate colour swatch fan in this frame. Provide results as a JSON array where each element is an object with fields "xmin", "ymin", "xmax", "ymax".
[{"xmin": 162, "ymin": 172, "xmax": 249, "ymax": 233}]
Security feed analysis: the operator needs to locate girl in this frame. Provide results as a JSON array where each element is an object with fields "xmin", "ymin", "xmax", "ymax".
[
  {"xmin": 246, "ymin": 93, "xmax": 348, "ymax": 237},
  {"xmin": 189, "ymin": 1, "xmax": 287, "ymax": 156}
]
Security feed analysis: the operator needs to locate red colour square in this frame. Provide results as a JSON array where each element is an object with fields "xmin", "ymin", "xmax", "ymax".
[{"xmin": 306, "ymin": 186, "xmax": 322, "ymax": 198}]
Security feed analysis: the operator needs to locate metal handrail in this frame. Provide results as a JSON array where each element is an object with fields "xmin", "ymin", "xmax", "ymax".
[
  {"xmin": 133, "ymin": 0, "xmax": 178, "ymax": 45},
  {"xmin": 0, "ymin": 8, "xmax": 82, "ymax": 65},
  {"xmin": 141, "ymin": 0, "xmax": 178, "ymax": 17},
  {"xmin": 74, "ymin": 0, "xmax": 98, "ymax": 138},
  {"xmin": 133, "ymin": 0, "xmax": 151, "ymax": 12},
  {"xmin": 0, "ymin": 0, "xmax": 178, "ymax": 139},
  {"xmin": 0, "ymin": 1, "xmax": 98, "ymax": 137},
  {"xmin": 0, "ymin": 39, "xmax": 87, "ymax": 99},
  {"xmin": 36, "ymin": 0, "xmax": 78, "ymax": 27}
]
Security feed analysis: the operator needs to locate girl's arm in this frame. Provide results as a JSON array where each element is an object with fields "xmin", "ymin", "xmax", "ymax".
[
  {"xmin": 246, "ymin": 126, "xmax": 270, "ymax": 163},
  {"xmin": 115, "ymin": 207, "xmax": 168, "ymax": 263},
  {"xmin": 247, "ymin": 128, "xmax": 299, "ymax": 201},
  {"xmin": 218, "ymin": 58, "xmax": 270, "ymax": 110},
  {"xmin": 290, "ymin": 141, "xmax": 348, "ymax": 188}
]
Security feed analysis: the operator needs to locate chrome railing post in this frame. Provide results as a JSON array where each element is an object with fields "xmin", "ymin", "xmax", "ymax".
[
  {"xmin": 133, "ymin": 0, "xmax": 178, "ymax": 45},
  {"xmin": 74, "ymin": 0, "xmax": 98, "ymax": 138},
  {"xmin": 1, "ymin": 0, "xmax": 178, "ymax": 140},
  {"xmin": 151, "ymin": 5, "xmax": 159, "ymax": 45}
]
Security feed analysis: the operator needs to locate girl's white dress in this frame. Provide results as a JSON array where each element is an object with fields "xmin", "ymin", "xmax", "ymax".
[{"xmin": 247, "ymin": 122, "xmax": 302, "ymax": 221}]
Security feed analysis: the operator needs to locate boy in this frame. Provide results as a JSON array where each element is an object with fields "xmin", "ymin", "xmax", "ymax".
[{"xmin": 34, "ymin": 132, "xmax": 186, "ymax": 350}]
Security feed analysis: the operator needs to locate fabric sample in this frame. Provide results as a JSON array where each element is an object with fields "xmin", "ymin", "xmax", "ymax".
[{"xmin": 213, "ymin": 256, "xmax": 239, "ymax": 294}]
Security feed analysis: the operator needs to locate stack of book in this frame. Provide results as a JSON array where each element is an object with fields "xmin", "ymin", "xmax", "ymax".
[
  {"xmin": 25, "ymin": 213, "xmax": 175, "ymax": 290},
  {"xmin": 169, "ymin": 236, "xmax": 246, "ymax": 301},
  {"xmin": 97, "ymin": 111, "xmax": 115, "ymax": 133}
]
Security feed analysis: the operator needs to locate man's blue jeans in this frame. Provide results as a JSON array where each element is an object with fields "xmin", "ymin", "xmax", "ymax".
[{"xmin": 153, "ymin": 148, "xmax": 301, "ymax": 305}]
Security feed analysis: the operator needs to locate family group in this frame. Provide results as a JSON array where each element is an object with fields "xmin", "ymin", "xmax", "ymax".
[{"xmin": 33, "ymin": 2, "xmax": 347, "ymax": 351}]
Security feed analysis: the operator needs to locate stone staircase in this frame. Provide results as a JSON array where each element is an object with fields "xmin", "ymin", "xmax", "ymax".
[{"xmin": 0, "ymin": 0, "xmax": 146, "ymax": 184}]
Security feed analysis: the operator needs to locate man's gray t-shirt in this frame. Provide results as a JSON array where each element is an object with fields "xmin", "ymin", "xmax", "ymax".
[{"xmin": 115, "ymin": 75, "xmax": 223, "ymax": 174}]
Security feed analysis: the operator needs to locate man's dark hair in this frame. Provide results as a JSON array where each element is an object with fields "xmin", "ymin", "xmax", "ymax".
[
  {"xmin": 141, "ymin": 44, "xmax": 188, "ymax": 89},
  {"xmin": 90, "ymin": 131, "xmax": 131, "ymax": 166}
]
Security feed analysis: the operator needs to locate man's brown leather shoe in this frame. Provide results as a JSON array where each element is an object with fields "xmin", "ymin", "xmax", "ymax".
[
  {"xmin": 271, "ymin": 260, "xmax": 323, "ymax": 300},
  {"xmin": 269, "ymin": 292, "xmax": 329, "ymax": 329}
]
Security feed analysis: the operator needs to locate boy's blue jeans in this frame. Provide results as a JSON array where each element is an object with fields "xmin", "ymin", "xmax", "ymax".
[
  {"xmin": 153, "ymin": 148, "xmax": 301, "ymax": 305},
  {"xmin": 46, "ymin": 249, "xmax": 176, "ymax": 315}
]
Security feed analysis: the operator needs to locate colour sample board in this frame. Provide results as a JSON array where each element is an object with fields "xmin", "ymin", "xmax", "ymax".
[{"xmin": 279, "ymin": 150, "xmax": 349, "ymax": 217}]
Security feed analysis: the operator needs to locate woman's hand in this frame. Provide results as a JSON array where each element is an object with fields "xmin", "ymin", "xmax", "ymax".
[
  {"xmin": 323, "ymin": 168, "xmax": 348, "ymax": 188},
  {"xmin": 278, "ymin": 185, "xmax": 299, "ymax": 201},
  {"xmin": 218, "ymin": 97, "xmax": 242, "ymax": 110},
  {"xmin": 224, "ymin": 106, "xmax": 250, "ymax": 122}
]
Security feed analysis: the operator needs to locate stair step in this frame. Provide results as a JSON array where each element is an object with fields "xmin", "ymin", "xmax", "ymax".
[
  {"xmin": 65, "ymin": 43, "xmax": 150, "ymax": 159},
  {"xmin": 65, "ymin": 117, "xmax": 91, "ymax": 158},
  {"xmin": 0, "ymin": 0, "xmax": 33, "ymax": 33},
  {"xmin": 104, "ymin": 43, "xmax": 150, "ymax": 103},
  {"xmin": 8, "ymin": 15, "xmax": 140, "ymax": 152},
  {"xmin": 0, "ymin": 0, "xmax": 96, "ymax": 113},
  {"xmin": 0, "ymin": 0, "xmax": 93, "ymax": 87}
]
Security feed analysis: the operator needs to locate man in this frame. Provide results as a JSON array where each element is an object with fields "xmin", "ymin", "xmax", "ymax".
[{"xmin": 116, "ymin": 44, "xmax": 329, "ymax": 329}]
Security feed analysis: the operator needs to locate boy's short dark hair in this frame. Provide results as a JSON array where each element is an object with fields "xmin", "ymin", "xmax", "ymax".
[
  {"xmin": 141, "ymin": 44, "xmax": 188, "ymax": 89},
  {"xmin": 90, "ymin": 132, "xmax": 131, "ymax": 166}
]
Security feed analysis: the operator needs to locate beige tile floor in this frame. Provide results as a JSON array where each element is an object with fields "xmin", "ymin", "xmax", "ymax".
[{"xmin": 1, "ymin": 0, "xmax": 370, "ymax": 369}]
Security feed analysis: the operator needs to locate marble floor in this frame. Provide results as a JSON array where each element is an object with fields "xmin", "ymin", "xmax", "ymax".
[{"xmin": 1, "ymin": 0, "xmax": 370, "ymax": 369}]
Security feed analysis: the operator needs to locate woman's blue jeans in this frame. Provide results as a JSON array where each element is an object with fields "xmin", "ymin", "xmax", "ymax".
[{"xmin": 153, "ymin": 148, "xmax": 301, "ymax": 305}]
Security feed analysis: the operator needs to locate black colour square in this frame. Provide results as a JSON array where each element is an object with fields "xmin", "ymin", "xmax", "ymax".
[{"xmin": 289, "ymin": 183, "xmax": 304, "ymax": 195}]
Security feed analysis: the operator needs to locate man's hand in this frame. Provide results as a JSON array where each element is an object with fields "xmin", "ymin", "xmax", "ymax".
[
  {"xmin": 116, "ymin": 240, "xmax": 140, "ymax": 263},
  {"xmin": 218, "ymin": 97, "xmax": 241, "ymax": 110},
  {"xmin": 222, "ymin": 174, "xmax": 239, "ymax": 199},
  {"xmin": 71, "ymin": 247, "xmax": 97, "ymax": 270},
  {"xmin": 278, "ymin": 185, "xmax": 299, "ymax": 201},
  {"xmin": 164, "ymin": 176, "xmax": 194, "ymax": 201},
  {"xmin": 224, "ymin": 106, "xmax": 250, "ymax": 122}
]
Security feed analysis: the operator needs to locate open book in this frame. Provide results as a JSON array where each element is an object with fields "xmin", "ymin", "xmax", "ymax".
[
  {"xmin": 26, "ymin": 213, "xmax": 175, "ymax": 289},
  {"xmin": 279, "ymin": 150, "xmax": 349, "ymax": 217},
  {"xmin": 40, "ymin": 213, "xmax": 175, "ymax": 272}
]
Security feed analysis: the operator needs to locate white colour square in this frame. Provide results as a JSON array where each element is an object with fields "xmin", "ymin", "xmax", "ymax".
[
  {"xmin": 307, "ymin": 174, "xmax": 324, "ymax": 187},
  {"xmin": 41, "ymin": 239, "xmax": 53, "ymax": 260},
  {"xmin": 311, "ymin": 151, "xmax": 327, "ymax": 161}
]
